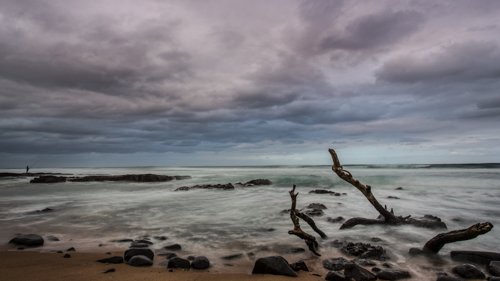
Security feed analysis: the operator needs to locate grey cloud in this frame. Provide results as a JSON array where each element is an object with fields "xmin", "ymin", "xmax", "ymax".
[
  {"xmin": 376, "ymin": 41, "xmax": 500, "ymax": 83},
  {"xmin": 319, "ymin": 10, "xmax": 424, "ymax": 52},
  {"xmin": 477, "ymin": 97, "xmax": 500, "ymax": 109}
]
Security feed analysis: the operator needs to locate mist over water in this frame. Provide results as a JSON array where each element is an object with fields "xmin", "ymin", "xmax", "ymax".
[{"xmin": 1, "ymin": 164, "xmax": 499, "ymax": 277}]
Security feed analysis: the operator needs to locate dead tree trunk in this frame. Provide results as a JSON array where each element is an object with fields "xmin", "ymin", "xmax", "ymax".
[
  {"xmin": 288, "ymin": 184, "xmax": 323, "ymax": 256},
  {"xmin": 329, "ymin": 148, "xmax": 398, "ymax": 229},
  {"xmin": 419, "ymin": 222, "xmax": 493, "ymax": 254}
]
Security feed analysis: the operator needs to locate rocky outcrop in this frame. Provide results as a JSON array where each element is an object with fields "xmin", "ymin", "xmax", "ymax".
[
  {"xmin": 69, "ymin": 174, "xmax": 186, "ymax": 182},
  {"xmin": 9, "ymin": 234, "xmax": 44, "ymax": 247},
  {"xmin": 30, "ymin": 176, "xmax": 67, "ymax": 183},
  {"xmin": 308, "ymin": 189, "xmax": 342, "ymax": 196},
  {"xmin": 341, "ymin": 242, "xmax": 389, "ymax": 261},
  {"xmin": 241, "ymin": 179, "xmax": 273, "ymax": 186},
  {"xmin": 252, "ymin": 256, "xmax": 297, "ymax": 277},
  {"xmin": 404, "ymin": 214, "xmax": 447, "ymax": 229},
  {"xmin": 450, "ymin": 251, "xmax": 500, "ymax": 266},
  {"xmin": 323, "ymin": 257, "xmax": 349, "ymax": 271},
  {"xmin": 175, "ymin": 183, "xmax": 234, "ymax": 191}
]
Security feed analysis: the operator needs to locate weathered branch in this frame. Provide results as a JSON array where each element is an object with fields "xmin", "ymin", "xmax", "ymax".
[
  {"xmin": 297, "ymin": 212, "xmax": 327, "ymax": 238},
  {"xmin": 329, "ymin": 148, "xmax": 397, "ymax": 225},
  {"xmin": 340, "ymin": 217, "xmax": 387, "ymax": 230},
  {"xmin": 288, "ymin": 185, "xmax": 321, "ymax": 256},
  {"xmin": 422, "ymin": 222, "xmax": 493, "ymax": 254}
]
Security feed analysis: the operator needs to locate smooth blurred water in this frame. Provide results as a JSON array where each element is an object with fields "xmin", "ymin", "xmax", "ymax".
[{"xmin": 1, "ymin": 164, "xmax": 499, "ymax": 277}]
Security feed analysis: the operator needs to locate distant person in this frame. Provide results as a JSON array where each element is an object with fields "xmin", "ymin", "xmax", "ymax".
[{"xmin": 26, "ymin": 165, "xmax": 29, "ymax": 173}]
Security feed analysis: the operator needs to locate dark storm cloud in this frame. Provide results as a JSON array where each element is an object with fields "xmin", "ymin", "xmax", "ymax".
[{"xmin": 1, "ymin": 0, "xmax": 500, "ymax": 166}]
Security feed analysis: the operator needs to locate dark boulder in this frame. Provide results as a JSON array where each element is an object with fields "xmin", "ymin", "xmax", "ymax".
[
  {"xmin": 191, "ymin": 256, "xmax": 210, "ymax": 269},
  {"xmin": 341, "ymin": 242, "xmax": 388, "ymax": 261},
  {"xmin": 307, "ymin": 203, "xmax": 327, "ymax": 209},
  {"xmin": 372, "ymin": 267, "xmax": 381, "ymax": 273},
  {"xmin": 308, "ymin": 189, "xmax": 341, "ymax": 196},
  {"xmin": 124, "ymin": 248, "xmax": 154, "ymax": 262},
  {"xmin": 163, "ymin": 244, "xmax": 182, "ymax": 251},
  {"xmin": 64, "ymin": 254, "xmax": 70, "ymax": 258},
  {"xmin": 404, "ymin": 214, "xmax": 447, "ymax": 229},
  {"xmin": 290, "ymin": 261, "xmax": 309, "ymax": 272},
  {"xmin": 396, "ymin": 187, "xmax": 403, "ymax": 190},
  {"xmin": 490, "ymin": 261, "xmax": 500, "ymax": 276},
  {"xmin": 46, "ymin": 236, "xmax": 59, "ymax": 241},
  {"xmin": 30, "ymin": 176, "xmax": 67, "ymax": 183},
  {"xmin": 325, "ymin": 271, "xmax": 346, "ymax": 281},
  {"xmin": 304, "ymin": 209, "xmax": 324, "ymax": 216},
  {"xmin": 96, "ymin": 256, "xmax": 124, "ymax": 264},
  {"xmin": 9, "ymin": 234, "xmax": 44, "ymax": 247},
  {"xmin": 376, "ymin": 270, "xmax": 411, "ymax": 280},
  {"xmin": 451, "ymin": 251, "xmax": 500, "ymax": 266},
  {"xmin": 344, "ymin": 262, "xmax": 377, "ymax": 281},
  {"xmin": 323, "ymin": 257, "xmax": 349, "ymax": 271},
  {"xmin": 153, "ymin": 236, "xmax": 167, "ymax": 240},
  {"xmin": 187, "ymin": 256, "xmax": 195, "ymax": 261},
  {"xmin": 167, "ymin": 257, "xmax": 191, "ymax": 269},
  {"xmin": 327, "ymin": 216, "xmax": 345, "ymax": 223},
  {"xmin": 252, "ymin": 256, "xmax": 297, "ymax": 277},
  {"xmin": 66, "ymin": 247, "xmax": 75, "ymax": 252},
  {"xmin": 245, "ymin": 179, "xmax": 272, "ymax": 186},
  {"xmin": 128, "ymin": 255, "xmax": 153, "ymax": 266},
  {"xmin": 437, "ymin": 273, "xmax": 461, "ymax": 281},
  {"xmin": 452, "ymin": 264, "xmax": 485, "ymax": 279}
]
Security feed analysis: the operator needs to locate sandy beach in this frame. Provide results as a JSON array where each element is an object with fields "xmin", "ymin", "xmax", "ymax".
[{"xmin": 0, "ymin": 250, "xmax": 322, "ymax": 281}]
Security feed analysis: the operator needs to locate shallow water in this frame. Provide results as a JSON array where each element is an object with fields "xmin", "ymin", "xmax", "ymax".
[{"xmin": 1, "ymin": 164, "xmax": 499, "ymax": 277}]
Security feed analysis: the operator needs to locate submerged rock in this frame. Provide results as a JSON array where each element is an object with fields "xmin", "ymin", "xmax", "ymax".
[
  {"xmin": 163, "ymin": 244, "xmax": 182, "ymax": 251},
  {"xmin": 30, "ymin": 176, "xmax": 67, "ymax": 183},
  {"xmin": 308, "ymin": 189, "xmax": 342, "ymax": 196},
  {"xmin": 323, "ymin": 257, "xmax": 349, "ymax": 271},
  {"xmin": 307, "ymin": 203, "xmax": 327, "ymax": 209},
  {"xmin": 46, "ymin": 236, "xmax": 59, "ymax": 241},
  {"xmin": 175, "ymin": 183, "xmax": 234, "ymax": 191},
  {"xmin": 404, "ymin": 214, "xmax": 447, "ymax": 229},
  {"xmin": 376, "ymin": 270, "xmax": 411, "ymax": 280},
  {"xmin": 304, "ymin": 209, "xmax": 324, "ymax": 216},
  {"xmin": 69, "ymin": 174, "xmax": 188, "ymax": 182},
  {"xmin": 244, "ymin": 179, "xmax": 272, "ymax": 186},
  {"xmin": 341, "ymin": 242, "xmax": 388, "ymax": 261},
  {"xmin": 451, "ymin": 251, "xmax": 500, "ymax": 266},
  {"xmin": 191, "ymin": 256, "xmax": 210, "ymax": 269},
  {"xmin": 252, "ymin": 256, "xmax": 297, "ymax": 277},
  {"xmin": 452, "ymin": 263, "xmax": 485, "ymax": 279},
  {"xmin": 9, "ymin": 234, "xmax": 44, "ymax": 247},
  {"xmin": 327, "ymin": 216, "xmax": 345, "ymax": 223}
]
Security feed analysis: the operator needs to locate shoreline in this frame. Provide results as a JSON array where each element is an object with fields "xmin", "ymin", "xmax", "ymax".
[{"xmin": 0, "ymin": 250, "xmax": 322, "ymax": 281}]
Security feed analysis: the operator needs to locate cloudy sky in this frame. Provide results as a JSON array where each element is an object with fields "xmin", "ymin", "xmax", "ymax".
[{"xmin": 1, "ymin": 0, "xmax": 500, "ymax": 168}]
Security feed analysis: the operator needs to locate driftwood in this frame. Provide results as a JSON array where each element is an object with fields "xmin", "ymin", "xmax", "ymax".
[
  {"xmin": 420, "ymin": 222, "xmax": 493, "ymax": 254},
  {"xmin": 288, "ymin": 185, "xmax": 326, "ymax": 256}
]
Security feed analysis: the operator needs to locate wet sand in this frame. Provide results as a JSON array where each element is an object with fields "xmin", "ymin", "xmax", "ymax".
[{"xmin": 0, "ymin": 251, "xmax": 322, "ymax": 281}]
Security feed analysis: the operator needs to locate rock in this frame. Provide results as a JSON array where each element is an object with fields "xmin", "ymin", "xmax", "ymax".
[
  {"xmin": 175, "ymin": 183, "xmax": 234, "ymax": 191},
  {"xmin": 290, "ymin": 261, "xmax": 309, "ymax": 272},
  {"xmin": 252, "ymin": 256, "xmax": 297, "ymax": 277},
  {"xmin": 134, "ymin": 239, "xmax": 153, "ymax": 245},
  {"xmin": 387, "ymin": 196, "xmax": 400, "ymax": 199},
  {"xmin": 67, "ymin": 247, "xmax": 75, "ymax": 252},
  {"xmin": 159, "ymin": 261, "xmax": 168, "ymax": 266},
  {"xmin": 17, "ymin": 247, "xmax": 24, "ymax": 250},
  {"xmin": 153, "ymin": 236, "xmax": 167, "ymax": 241},
  {"xmin": 174, "ymin": 176, "xmax": 192, "ymax": 180},
  {"xmin": 69, "ymin": 174, "xmax": 184, "ymax": 182},
  {"xmin": 104, "ymin": 268, "xmax": 115, "ymax": 273},
  {"xmin": 308, "ymin": 189, "xmax": 342, "ymax": 196},
  {"xmin": 245, "ymin": 179, "xmax": 272, "ymax": 186},
  {"xmin": 128, "ymin": 255, "xmax": 153, "ymax": 266},
  {"xmin": 325, "ymin": 271, "xmax": 346, "ymax": 281},
  {"xmin": 382, "ymin": 262, "xmax": 392, "ymax": 268},
  {"xmin": 404, "ymin": 214, "xmax": 447, "ymax": 229},
  {"xmin": 221, "ymin": 253, "xmax": 244, "ymax": 260},
  {"xmin": 490, "ymin": 261, "xmax": 500, "ymax": 276},
  {"xmin": 376, "ymin": 270, "xmax": 411, "ymax": 280},
  {"xmin": 106, "ymin": 252, "xmax": 112, "ymax": 255},
  {"xmin": 331, "ymin": 240, "xmax": 346, "ymax": 248},
  {"xmin": 307, "ymin": 203, "xmax": 327, "ymax": 209},
  {"xmin": 167, "ymin": 257, "xmax": 191, "ymax": 269},
  {"xmin": 344, "ymin": 262, "xmax": 377, "ymax": 281},
  {"xmin": 35, "ymin": 208, "xmax": 54, "ymax": 213},
  {"xmin": 409, "ymin": 248, "xmax": 423, "ymax": 256},
  {"xmin": 124, "ymin": 248, "xmax": 154, "ymax": 262},
  {"xmin": 46, "ymin": 236, "xmax": 59, "ymax": 241},
  {"xmin": 110, "ymin": 239, "xmax": 133, "ymax": 243},
  {"xmin": 30, "ymin": 176, "xmax": 67, "ymax": 183},
  {"xmin": 96, "ymin": 256, "xmax": 124, "ymax": 264},
  {"xmin": 9, "ymin": 234, "xmax": 44, "ymax": 247},
  {"xmin": 323, "ymin": 257, "xmax": 349, "ymax": 271},
  {"xmin": 159, "ymin": 253, "xmax": 178, "ymax": 259},
  {"xmin": 451, "ymin": 251, "xmax": 500, "ymax": 266},
  {"xmin": 341, "ymin": 242, "xmax": 388, "ymax": 261},
  {"xmin": 371, "ymin": 237, "xmax": 382, "ymax": 242},
  {"xmin": 290, "ymin": 248, "xmax": 305, "ymax": 254},
  {"xmin": 489, "ymin": 277, "xmax": 500, "ymax": 281},
  {"xmin": 64, "ymin": 254, "xmax": 70, "ymax": 258},
  {"xmin": 437, "ymin": 273, "xmax": 461, "ymax": 281},
  {"xmin": 396, "ymin": 187, "xmax": 403, "ymax": 190},
  {"xmin": 372, "ymin": 267, "xmax": 381, "ymax": 273},
  {"xmin": 452, "ymin": 263, "xmax": 485, "ymax": 279},
  {"xmin": 163, "ymin": 244, "xmax": 182, "ymax": 251},
  {"xmin": 130, "ymin": 242, "xmax": 149, "ymax": 248},
  {"xmin": 191, "ymin": 256, "xmax": 210, "ymax": 269},
  {"xmin": 304, "ymin": 209, "xmax": 324, "ymax": 216},
  {"xmin": 327, "ymin": 216, "xmax": 345, "ymax": 223}
]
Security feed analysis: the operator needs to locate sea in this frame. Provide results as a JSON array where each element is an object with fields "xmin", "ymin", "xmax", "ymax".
[{"xmin": 1, "ymin": 164, "xmax": 499, "ymax": 277}]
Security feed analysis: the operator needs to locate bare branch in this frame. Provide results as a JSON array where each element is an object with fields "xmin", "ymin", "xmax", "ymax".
[{"xmin": 422, "ymin": 222, "xmax": 493, "ymax": 254}]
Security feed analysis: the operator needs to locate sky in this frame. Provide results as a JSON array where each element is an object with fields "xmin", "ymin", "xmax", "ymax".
[{"xmin": 1, "ymin": 0, "xmax": 500, "ymax": 168}]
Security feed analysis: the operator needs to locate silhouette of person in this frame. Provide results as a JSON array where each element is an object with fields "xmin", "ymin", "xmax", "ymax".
[{"xmin": 26, "ymin": 165, "xmax": 29, "ymax": 173}]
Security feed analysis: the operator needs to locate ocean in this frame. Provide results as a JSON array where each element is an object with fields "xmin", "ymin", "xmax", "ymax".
[{"xmin": 1, "ymin": 164, "xmax": 499, "ymax": 277}]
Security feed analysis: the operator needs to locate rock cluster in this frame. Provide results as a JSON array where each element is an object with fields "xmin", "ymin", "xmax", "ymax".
[
  {"xmin": 309, "ymin": 189, "xmax": 343, "ymax": 196},
  {"xmin": 341, "ymin": 242, "xmax": 389, "ymax": 261},
  {"xmin": 30, "ymin": 176, "xmax": 67, "ymax": 183},
  {"xmin": 175, "ymin": 183, "xmax": 234, "ymax": 191},
  {"xmin": 69, "ymin": 174, "xmax": 187, "ymax": 182}
]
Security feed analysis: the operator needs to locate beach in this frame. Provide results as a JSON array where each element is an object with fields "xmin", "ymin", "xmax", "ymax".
[{"xmin": 1, "ymin": 165, "xmax": 500, "ymax": 279}]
